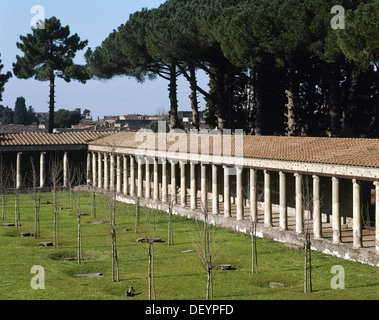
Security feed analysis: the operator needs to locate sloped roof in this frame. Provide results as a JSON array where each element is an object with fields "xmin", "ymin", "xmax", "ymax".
[
  {"xmin": 0, "ymin": 131, "xmax": 108, "ymax": 147},
  {"xmin": 89, "ymin": 131, "xmax": 379, "ymax": 169}
]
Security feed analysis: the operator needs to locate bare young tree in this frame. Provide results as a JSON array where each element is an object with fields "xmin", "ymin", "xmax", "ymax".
[
  {"xmin": 9, "ymin": 164, "xmax": 21, "ymax": 228},
  {"xmin": 50, "ymin": 152, "xmax": 63, "ymax": 249},
  {"xmin": 191, "ymin": 204, "xmax": 216, "ymax": 300},
  {"xmin": 135, "ymin": 197, "xmax": 140, "ymax": 233},
  {"xmin": 137, "ymin": 206, "xmax": 158, "ymax": 300},
  {"xmin": 302, "ymin": 176, "xmax": 313, "ymax": 293},
  {"xmin": 167, "ymin": 199, "xmax": 174, "ymax": 246},
  {"xmin": 29, "ymin": 156, "xmax": 41, "ymax": 238},
  {"xmin": 74, "ymin": 192, "xmax": 84, "ymax": 263}
]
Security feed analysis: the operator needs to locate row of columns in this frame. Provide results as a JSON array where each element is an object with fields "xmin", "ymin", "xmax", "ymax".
[
  {"xmin": 88, "ymin": 152, "xmax": 379, "ymax": 253},
  {"xmin": 14, "ymin": 151, "xmax": 69, "ymax": 189}
]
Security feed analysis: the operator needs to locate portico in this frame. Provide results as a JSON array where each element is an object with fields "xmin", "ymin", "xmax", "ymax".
[{"xmin": 87, "ymin": 132, "xmax": 379, "ymax": 266}]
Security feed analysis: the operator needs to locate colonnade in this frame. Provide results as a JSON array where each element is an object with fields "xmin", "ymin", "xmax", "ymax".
[
  {"xmin": 88, "ymin": 151, "xmax": 379, "ymax": 253},
  {"xmin": 13, "ymin": 151, "xmax": 69, "ymax": 189}
]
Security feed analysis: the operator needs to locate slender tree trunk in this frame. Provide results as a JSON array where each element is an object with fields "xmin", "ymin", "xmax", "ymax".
[
  {"xmin": 285, "ymin": 61, "xmax": 297, "ymax": 136},
  {"xmin": 14, "ymin": 192, "xmax": 20, "ymax": 227},
  {"xmin": 189, "ymin": 63, "xmax": 200, "ymax": 130},
  {"xmin": 49, "ymin": 74, "xmax": 55, "ymax": 133},
  {"xmin": 148, "ymin": 241, "xmax": 152, "ymax": 300},
  {"xmin": 135, "ymin": 198, "xmax": 140, "ymax": 233},
  {"xmin": 168, "ymin": 202, "xmax": 173, "ymax": 245},
  {"xmin": 168, "ymin": 63, "xmax": 179, "ymax": 130}
]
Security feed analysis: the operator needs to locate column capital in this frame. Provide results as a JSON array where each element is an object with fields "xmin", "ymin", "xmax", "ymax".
[
  {"xmin": 373, "ymin": 181, "xmax": 379, "ymax": 187},
  {"xmin": 312, "ymin": 174, "xmax": 319, "ymax": 180},
  {"xmin": 294, "ymin": 172, "xmax": 302, "ymax": 178},
  {"xmin": 332, "ymin": 176, "xmax": 339, "ymax": 183},
  {"xmin": 352, "ymin": 179, "xmax": 360, "ymax": 185}
]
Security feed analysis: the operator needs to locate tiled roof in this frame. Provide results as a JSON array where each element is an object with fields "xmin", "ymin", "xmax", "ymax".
[
  {"xmin": 0, "ymin": 131, "xmax": 109, "ymax": 147},
  {"xmin": 89, "ymin": 132, "xmax": 379, "ymax": 169}
]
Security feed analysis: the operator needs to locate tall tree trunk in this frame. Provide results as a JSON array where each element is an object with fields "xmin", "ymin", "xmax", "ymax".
[
  {"xmin": 49, "ymin": 74, "xmax": 55, "ymax": 133},
  {"xmin": 168, "ymin": 63, "xmax": 179, "ymax": 130},
  {"xmin": 285, "ymin": 61, "xmax": 297, "ymax": 136},
  {"xmin": 189, "ymin": 63, "xmax": 200, "ymax": 130}
]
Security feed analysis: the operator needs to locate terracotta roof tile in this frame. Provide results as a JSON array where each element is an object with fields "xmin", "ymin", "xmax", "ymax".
[
  {"xmin": 89, "ymin": 132, "xmax": 379, "ymax": 169},
  {"xmin": 0, "ymin": 132, "xmax": 109, "ymax": 147}
]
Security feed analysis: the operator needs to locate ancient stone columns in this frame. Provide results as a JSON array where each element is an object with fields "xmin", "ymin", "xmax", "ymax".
[
  {"xmin": 63, "ymin": 152, "xmax": 68, "ymax": 187},
  {"xmin": 332, "ymin": 177, "xmax": 341, "ymax": 244},
  {"xmin": 223, "ymin": 166, "xmax": 231, "ymax": 218},
  {"xmin": 162, "ymin": 159, "xmax": 167, "ymax": 203},
  {"xmin": 264, "ymin": 170, "xmax": 272, "ymax": 227},
  {"xmin": 16, "ymin": 152, "xmax": 22, "ymax": 189},
  {"xmin": 190, "ymin": 162, "xmax": 197, "ymax": 209},
  {"xmin": 352, "ymin": 179, "xmax": 362, "ymax": 249},
  {"xmin": 250, "ymin": 169, "xmax": 257, "ymax": 223},
  {"xmin": 313, "ymin": 175, "xmax": 321, "ymax": 239},
  {"xmin": 40, "ymin": 152, "xmax": 46, "ymax": 188},
  {"xmin": 236, "ymin": 167, "xmax": 244, "ymax": 221}
]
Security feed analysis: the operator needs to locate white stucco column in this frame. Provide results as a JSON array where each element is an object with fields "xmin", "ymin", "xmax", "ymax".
[
  {"xmin": 123, "ymin": 155, "xmax": 128, "ymax": 195},
  {"xmin": 63, "ymin": 152, "xmax": 68, "ymax": 188},
  {"xmin": 332, "ymin": 177, "xmax": 341, "ymax": 244},
  {"xmin": 137, "ymin": 157, "xmax": 142, "ymax": 198},
  {"xmin": 212, "ymin": 164, "xmax": 219, "ymax": 215},
  {"xmin": 279, "ymin": 172, "xmax": 287, "ymax": 230},
  {"xmin": 91, "ymin": 152, "xmax": 96, "ymax": 188},
  {"xmin": 153, "ymin": 158, "xmax": 159, "ymax": 201},
  {"xmin": 86, "ymin": 153, "xmax": 91, "ymax": 186},
  {"xmin": 145, "ymin": 157, "xmax": 150, "ymax": 200},
  {"xmin": 97, "ymin": 152, "xmax": 102, "ymax": 189},
  {"xmin": 39, "ymin": 152, "xmax": 45, "ymax": 188},
  {"xmin": 171, "ymin": 161, "xmax": 176, "ymax": 204},
  {"xmin": 190, "ymin": 162, "xmax": 197, "ymax": 209},
  {"xmin": 109, "ymin": 153, "xmax": 115, "ymax": 191},
  {"xmin": 224, "ymin": 166, "xmax": 231, "ymax": 218},
  {"xmin": 162, "ymin": 159, "xmax": 167, "ymax": 203},
  {"xmin": 129, "ymin": 156, "xmax": 135, "ymax": 196},
  {"xmin": 236, "ymin": 166, "xmax": 244, "ymax": 221},
  {"xmin": 180, "ymin": 161, "xmax": 186, "ymax": 207},
  {"xmin": 374, "ymin": 181, "xmax": 379, "ymax": 253},
  {"xmin": 264, "ymin": 170, "xmax": 272, "ymax": 227},
  {"xmin": 250, "ymin": 169, "xmax": 257, "ymax": 223},
  {"xmin": 201, "ymin": 164, "xmax": 207, "ymax": 211},
  {"xmin": 295, "ymin": 173, "xmax": 303, "ymax": 233},
  {"xmin": 104, "ymin": 153, "xmax": 109, "ymax": 190},
  {"xmin": 116, "ymin": 155, "xmax": 121, "ymax": 193},
  {"xmin": 313, "ymin": 175, "xmax": 321, "ymax": 239},
  {"xmin": 352, "ymin": 179, "xmax": 362, "ymax": 249}
]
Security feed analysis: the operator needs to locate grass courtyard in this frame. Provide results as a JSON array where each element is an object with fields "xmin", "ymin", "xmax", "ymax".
[{"xmin": 0, "ymin": 191, "xmax": 377, "ymax": 300}]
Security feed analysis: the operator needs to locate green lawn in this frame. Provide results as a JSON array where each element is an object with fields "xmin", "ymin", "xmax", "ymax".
[{"xmin": 0, "ymin": 191, "xmax": 378, "ymax": 300}]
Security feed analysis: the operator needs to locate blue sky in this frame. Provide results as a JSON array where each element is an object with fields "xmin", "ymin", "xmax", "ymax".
[{"xmin": 0, "ymin": 0, "xmax": 207, "ymax": 120}]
